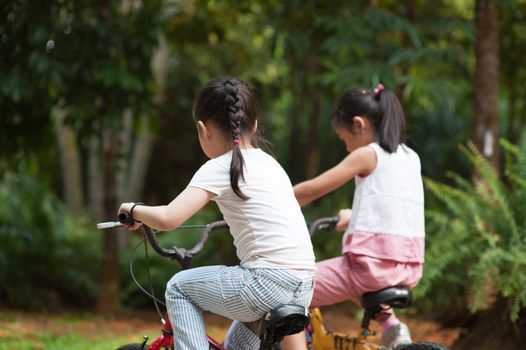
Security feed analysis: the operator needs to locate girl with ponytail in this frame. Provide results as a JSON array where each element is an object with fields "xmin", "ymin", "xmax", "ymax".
[
  {"xmin": 118, "ymin": 77, "xmax": 316, "ymax": 349},
  {"xmin": 284, "ymin": 84, "xmax": 425, "ymax": 349}
]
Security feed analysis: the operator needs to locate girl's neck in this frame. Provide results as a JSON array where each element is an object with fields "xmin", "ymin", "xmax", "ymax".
[
  {"xmin": 235, "ymin": 137, "xmax": 255, "ymax": 150},
  {"xmin": 213, "ymin": 137, "xmax": 255, "ymax": 158}
]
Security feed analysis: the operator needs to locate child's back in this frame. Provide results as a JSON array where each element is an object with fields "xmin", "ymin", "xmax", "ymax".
[
  {"xmin": 119, "ymin": 76, "xmax": 316, "ymax": 350},
  {"xmin": 189, "ymin": 147, "xmax": 315, "ymax": 269},
  {"xmin": 345, "ymin": 143, "xmax": 425, "ymax": 264}
]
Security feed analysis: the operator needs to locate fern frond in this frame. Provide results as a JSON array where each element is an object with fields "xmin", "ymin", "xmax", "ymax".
[
  {"xmin": 424, "ymin": 177, "xmax": 477, "ymax": 217},
  {"xmin": 467, "ymin": 248, "xmax": 503, "ymax": 312},
  {"xmin": 423, "ymin": 138, "xmax": 526, "ymax": 321},
  {"xmin": 501, "ymin": 139, "xmax": 526, "ymax": 188},
  {"xmin": 459, "ymin": 142, "xmax": 520, "ymax": 243}
]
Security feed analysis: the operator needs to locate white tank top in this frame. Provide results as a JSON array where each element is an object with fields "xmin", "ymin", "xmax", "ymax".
[{"xmin": 343, "ymin": 143, "xmax": 425, "ymax": 263}]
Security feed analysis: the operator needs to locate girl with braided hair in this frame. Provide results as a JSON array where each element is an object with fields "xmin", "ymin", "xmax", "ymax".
[{"xmin": 118, "ymin": 76, "xmax": 316, "ymax": 349}]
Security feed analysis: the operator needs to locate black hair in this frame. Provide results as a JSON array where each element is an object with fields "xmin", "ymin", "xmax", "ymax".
[
  {"xmin": 331, "ymin": 86, "xmax": 406, "ymax": 153},
  {"xmin": 193, "ymin": 76, "xmax": 258, "ymax": 200}
]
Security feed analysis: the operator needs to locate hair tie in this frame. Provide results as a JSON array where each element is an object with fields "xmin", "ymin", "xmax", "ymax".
[
  {"xmin": 374, "ymin": 83, "xmax": 385, "ymax": 98},
  {"xmin": 233, "ymin": 139, "xmax": 240, "ymax": 145}
]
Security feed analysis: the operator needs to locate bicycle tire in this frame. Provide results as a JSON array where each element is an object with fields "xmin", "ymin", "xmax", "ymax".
[
  {"xmin": 115, "ymin": 343, "xmax": 149, "ymax": 350},
  {"xmin": 396, "ymin": 342, "xmax": 449, "ymax": 350}
]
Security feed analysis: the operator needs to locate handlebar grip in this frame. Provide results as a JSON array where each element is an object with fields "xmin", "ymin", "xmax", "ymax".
[
  {"xmin": 119, "ymin": 212, "xmax": 135, "ymax": 226},
  {"xmin": 326, "ymin": 216, "xmax": 340, "ymax": 227},
  {"xmin": 309, "ymin": 216, "xmax": 340, "ymax": 237}
]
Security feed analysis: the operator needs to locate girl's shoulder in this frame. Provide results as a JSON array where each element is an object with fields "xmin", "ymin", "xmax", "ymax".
[
  {"xmin": 369, "ymin": 142, "xmax": 420, "ymax": 158},
  {"xmin": 343, "ymin": 145, "xmax": 377, "ymax": 178},
  {"xmin": 207, "ymin": 148, "xmax": 276, "ymax": 169},
  {"xmin": 198, "ymin": 153, "xmax": 231, "ymax": 174}
]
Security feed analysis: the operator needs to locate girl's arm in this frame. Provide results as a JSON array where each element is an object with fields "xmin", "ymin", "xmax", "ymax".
[
  {"xmin": 294, "ymin": 146, "xmax": 376, "ymax": 206},
  {"xmin": 118, "ymin": 186, "xmax": 214, "ymax": 231}
]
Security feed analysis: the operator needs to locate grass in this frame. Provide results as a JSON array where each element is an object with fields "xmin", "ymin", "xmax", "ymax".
[
  {"xmin": 0, "ymin": 332, "xmax": 153, "ymax": 350},
  {"xmin": 0, "ymin": 307, "xmax": 459, "ymax": 349},
  {"xmin": 0, "ymin": 311, "xmax": 163, "ymax": 350}
]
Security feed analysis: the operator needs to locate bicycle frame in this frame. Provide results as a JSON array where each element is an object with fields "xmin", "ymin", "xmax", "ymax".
[
  {"xmin": 310, "ymin": 308, "xmax": 380, "ymax": 350},
  {"xmin": 308, "ymin": 217, "xmax": 382, "ymax": 350},
  {"xmin": 141, "ymin": 314, "xmax": 226, "ymax": 350},
  {"xmin": 148, "ymin": 221, "xmax": 230, "ymax": 350},
  {"xmin": 145, "ymin": 314, "xmax": 226, "ymax": 350}
]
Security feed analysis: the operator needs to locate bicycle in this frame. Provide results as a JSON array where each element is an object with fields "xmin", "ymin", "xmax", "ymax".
[
  {"xmin": 306, "ymin": 216, "xmax": 449, "ymax": 350},
  {"xmin": 96, "ymin": 213, "xmax": 309, "ymax": 350}
]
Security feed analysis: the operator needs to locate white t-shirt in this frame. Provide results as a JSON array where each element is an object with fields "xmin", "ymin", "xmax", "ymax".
[{"xmin": 188, "ymin": 148, "xmax": 316, "ymax": 271}]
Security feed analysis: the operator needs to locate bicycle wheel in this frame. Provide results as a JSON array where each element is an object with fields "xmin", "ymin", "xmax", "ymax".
[
  {"xmin": 115, "ymin": 343, "xmax": 149, "ymax": 350},
  {"xmin": 397, "ymin": 342, "xmax": 449, "ymax": 350}
]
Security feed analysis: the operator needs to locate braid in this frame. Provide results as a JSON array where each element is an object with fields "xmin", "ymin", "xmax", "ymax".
[
  {"xmin": 224, "ymin": 80, "xmax": 244, "ymax": 143},
  {"xmin": 224, "ymin": 78, "xmax": 248, "ymax": 200},
  {"xmin": 193, "ymin": 76, "xmax": 259, "ymax": 200}
]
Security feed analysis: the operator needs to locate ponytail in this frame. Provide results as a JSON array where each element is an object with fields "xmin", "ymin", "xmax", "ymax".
[
  {"xmin": 375, "ymin": 87, "xmax": 405, "ymax": 153},
  {"xmin": 332, "ymin": 84, "xmax": 406, "ymax": 153}
]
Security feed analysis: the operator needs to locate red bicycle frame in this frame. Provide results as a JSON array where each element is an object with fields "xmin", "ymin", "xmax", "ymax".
[{"xmin": 145, "ymin": 314, "xmax": 226, "ymax": 350}]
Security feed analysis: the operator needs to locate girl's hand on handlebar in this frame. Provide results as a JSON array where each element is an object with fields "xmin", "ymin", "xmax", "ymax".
[
  {"xmin": 118, "ymin": 202, "xmax": 144, "ymax": 231},
  {"xmin": 335, "ymin": 208, "xmax": 352, "ymax": 231}
]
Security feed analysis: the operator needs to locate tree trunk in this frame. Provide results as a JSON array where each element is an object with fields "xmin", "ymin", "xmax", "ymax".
[
  {"xmin": 116, "ymin": 108, "xmax": 134, "ymax": 203},
  {"xmin": 98, "ymin": 34, "xmax": 164, "ymax": 309},
  {"xmin": 305, "ymin": 87, "xmax": 321, "ymax": 179},
  {"xmin": 88, "ymin": 135, "xmax": 104, "ymax": 221},
  {"xmin": 97, "ymin": 128, "xmax": 121, "ymax": 316},
  {"xmin": 54, "ymin": 105, "xmax": 84, "ymax": 215},
  {"xmin": 116, "ymin": 108, "xmax": 134, "ymax": 249},
  {"xmin": 127, "ymin": 115, "xmax": 153, "ymax": 201},
  {"xmin": 286, "ymin": 82, "xmax": 304, "ymax": 183},
  {"xmin": 473, "ymin": 0, "xmax": 500, "ymax": 172},
  {"xmin": 305, "ymin": 54, "xmax": 321, "ymax": 179},
  {"xmin": 396, "ymin": 0, "xmax": 415, "ymax": 100},
  {"xmin": 283, "ymin": 52, "xmax": 304, "ymax": 183},
  {"xmin": 124, "ymin": 35, "xmax": 169, "ymax": 202}
]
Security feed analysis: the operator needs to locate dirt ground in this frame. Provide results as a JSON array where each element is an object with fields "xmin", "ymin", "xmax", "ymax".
[
  {"xmin": 316, "ymin": 305, "xmax": 460, "ymax": 346},
  {"xmin": 0, "ymin": 305, "xmax": 460, "ymax": 347}
]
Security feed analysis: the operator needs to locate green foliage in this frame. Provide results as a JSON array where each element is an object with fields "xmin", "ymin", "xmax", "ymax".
[
  {"xmin": 417, "ymin": 139, "xmax": 526, "ymax": 321},
  {"xmin": 0, "ymin": 0, "xmax": 163, "ymax": 173},
  {"xmin": 3, "ymin": 0, "xmax": 526, "ymax": 316},
  {"xmin": 500, "ymin": 1, "xmax": 526, "ymax": 144},
  {"xmin": 0, "ymin": 172, "xmax": 100, "ymax": 310}
]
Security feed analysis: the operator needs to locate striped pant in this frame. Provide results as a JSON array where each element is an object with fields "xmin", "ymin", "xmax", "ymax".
[{"xmin": 165, "ymin": 265, "xmax": 315, "ymax": 350}]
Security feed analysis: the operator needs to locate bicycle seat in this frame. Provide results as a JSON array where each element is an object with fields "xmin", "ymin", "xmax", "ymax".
[
  {"xmin": 245, "ymin": 304, "xmax": 310, "ymax": 349},
  {"xmin": 361, "ymin": 286, "xmax": 413, "ymax": 309}
]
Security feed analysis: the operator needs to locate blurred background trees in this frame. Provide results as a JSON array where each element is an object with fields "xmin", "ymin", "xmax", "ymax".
[{"xmin": 1, "ymin": 0, "xmax": 526, "ymax": 348}]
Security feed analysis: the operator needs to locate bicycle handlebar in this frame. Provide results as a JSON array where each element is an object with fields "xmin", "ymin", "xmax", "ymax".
[
  {"xmin": 308, "ymin": 216, "xmax": 340, "ymax": 237},
  {"xmin": 101, "ymin": 212, "xmax": 338, "ymax": 267},
  {"xmin": 114, "ymin": 212, "xmax": 229, "ymax": 269}
]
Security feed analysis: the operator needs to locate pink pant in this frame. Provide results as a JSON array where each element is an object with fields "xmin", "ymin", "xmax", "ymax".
[{"xmin": 310, "ymin": 253, "xmax": 423, "ymax": 308}]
